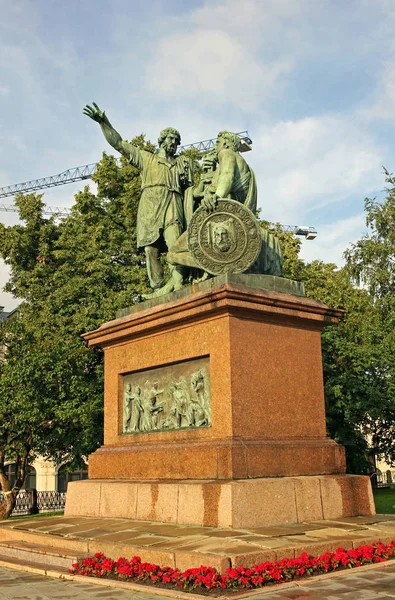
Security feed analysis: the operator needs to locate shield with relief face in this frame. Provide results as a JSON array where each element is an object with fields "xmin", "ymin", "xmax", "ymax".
[{"xmin": 187, "ymin": 199, "xmax": 262, "ymax": 275}]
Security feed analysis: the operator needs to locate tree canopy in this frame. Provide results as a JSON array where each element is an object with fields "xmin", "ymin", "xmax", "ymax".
[
  {"xmin": 261, "ymin": 175, "xmax": 395, "ymax": 472},
  {"xmin": 342, "ymin": 170, "xmax": 395, "ymax": 468},
  {"xmin": 0, "ymin": 140, "xmax": 152, "ymax": 516}
]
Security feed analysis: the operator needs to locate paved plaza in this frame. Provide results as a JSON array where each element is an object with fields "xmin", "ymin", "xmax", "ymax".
[
  {"xmin": 0, "ymin": 562, "xmax": 394, "ymax": 599},
  {"xmin": 1, "ymin": 514, "xmax": 395, "ymax": 598}
]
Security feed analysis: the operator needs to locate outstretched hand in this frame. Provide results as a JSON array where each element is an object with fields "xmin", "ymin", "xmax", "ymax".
[
  {"xmin": 83, "ymin": 102, "xmax": 107, "ymax": 124},
  {"xmin": 201, "ymin": 189, "xmax": 218, "ymax": 212}
]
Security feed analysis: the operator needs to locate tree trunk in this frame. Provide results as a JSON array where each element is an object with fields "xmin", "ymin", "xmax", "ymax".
[
  {"xmin": 0, "ymin": 450, "xmax": 22, "ymax": 519},
  {"xmin": 0, "ymin": 490, "xmax": 17, "ymax": 519}
]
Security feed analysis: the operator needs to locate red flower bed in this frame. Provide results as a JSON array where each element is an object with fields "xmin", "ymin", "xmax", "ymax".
[{"xmin": 70, "ymin": 540, "xmax": 395, "ymax": 594}]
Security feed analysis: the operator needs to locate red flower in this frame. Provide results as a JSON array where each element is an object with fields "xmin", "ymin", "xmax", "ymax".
[{"xmin": 68, "ymin": 541, "xmax": 395, "ymax": 591}]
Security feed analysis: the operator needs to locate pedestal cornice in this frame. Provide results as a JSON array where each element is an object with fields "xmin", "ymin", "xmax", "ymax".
[{"xmin": 83, "ymin": 278, "xmax": 343, "ymax": 348}]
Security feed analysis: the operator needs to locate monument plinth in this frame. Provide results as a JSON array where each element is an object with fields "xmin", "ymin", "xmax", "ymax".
[{"xmin": 65, "ymin": 275, "xmax": 374, "ymax": 527}]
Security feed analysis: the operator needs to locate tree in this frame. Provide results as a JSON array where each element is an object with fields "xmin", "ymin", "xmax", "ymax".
[
  {"xmin": 301, "ymin": 261, "xmax": 379, "ymax": 473},
  {"xmin": 276, "ymin": 225, "xmax": 394, "ymax": 473},
  {"xmin": 0, "ymin": 139, "xmax": 151, "ymax": 517},
  {"xmin": 345, "ymin": 168, "xmax": 395, "ymax": 301},
  {"xmin": 343, "ymin": 170, "xmax": 395, "ymax": 467},
  {"xmin": 247, "ymin": 221, "xmax": 378, "ymax": 472}
]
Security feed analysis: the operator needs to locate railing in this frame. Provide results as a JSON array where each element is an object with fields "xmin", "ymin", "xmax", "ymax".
[
  {"xmin": 371, "ymin": 471, "xmax": 395, "ymax": 489},
  {"xmin": 0, "ymin": 490, "xmax": 66, "ymax": 516}
]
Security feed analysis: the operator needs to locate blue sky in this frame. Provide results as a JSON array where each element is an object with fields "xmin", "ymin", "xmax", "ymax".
[{"xmin": 1, "ymin": 0, "xmax": 395, "ymax": 309}]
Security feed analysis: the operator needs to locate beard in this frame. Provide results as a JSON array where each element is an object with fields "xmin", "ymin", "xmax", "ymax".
[
  {"xmin": 215, "ymin": 237, "xmax": 232, "ymax": 252},
  {"xmin": 162, "ymin": 140, "xmax": 177, "ymax": 156}
]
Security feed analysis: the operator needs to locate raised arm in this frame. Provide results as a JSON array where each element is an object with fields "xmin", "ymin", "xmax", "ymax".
[
  {"xmin": 215, "ymin": 149, "xmax": 236, "ymax": 198},
  {"xmin": 83, "ymin": 102, "xmax": 139, "ymax": 164}
]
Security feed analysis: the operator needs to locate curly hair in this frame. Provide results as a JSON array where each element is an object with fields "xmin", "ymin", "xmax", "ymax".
[
  {"xmin": 217, "ymin": 131, "xmax": 241, "ymax": 152},
  {"xmin": 158, "ymin": 127, "xmax": 181, "ymax": 147}
]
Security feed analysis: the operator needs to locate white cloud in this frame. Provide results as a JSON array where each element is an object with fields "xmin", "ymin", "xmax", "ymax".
[
  {"xmin": 144, "ymin": 28, "xmax": 292, "ymax": 111},
  {"xmin": 250, "ymin": 115, "xmax": 384, "ymax": 223},
  {"xmin": 359, "ymin": 59, "xmax": 395, "ymax": 121},
  {"xmin": 0, "ymin": 260, "xmax": 19, "ymax": 312},
  {"xmin": 0, "ymin": 246, "xmax": 20, "ymax": 307},
  {"xmin": 299, "ymin": 213, "xmax": 366, "ymax": 267},
  {"xmin": 0, "ymin": 86, "xmax": 9, "ymax": 96},
  {"xmin": 190, "ymin": 0, "xmax": 302, "ymax": 43},
  {"xmin": 0, "ymin": 170, "xmax": 11, "ymax": 186},
  {"xmin": 140, "ymin": 0, "xmax": 300, "ymax": 112},
  {"xmin": 9, "ymin": 136, "xmax": 27, "ymax": 152}
]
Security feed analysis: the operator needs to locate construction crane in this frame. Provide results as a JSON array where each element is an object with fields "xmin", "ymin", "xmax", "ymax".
[
  {"xmin": 0, "ymin": 202, "xmax": 317, "ymax": 239},
  {"xmin": 0, "ymin": 132, "xmax": 253, "ymax": 199},
  {"xmin": 0, "ymin": 130, "xmax": 317, "ymax": 239}
]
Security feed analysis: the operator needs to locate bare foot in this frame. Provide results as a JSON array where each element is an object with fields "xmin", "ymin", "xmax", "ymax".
[{"xmin": 142, "ymin": 278, "xmax": 175, "ymax": 299}]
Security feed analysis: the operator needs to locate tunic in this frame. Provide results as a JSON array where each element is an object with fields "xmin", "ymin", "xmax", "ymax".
[{"xmin": 125, "ymin": 145, "xmax": 194, "ymax": 248}]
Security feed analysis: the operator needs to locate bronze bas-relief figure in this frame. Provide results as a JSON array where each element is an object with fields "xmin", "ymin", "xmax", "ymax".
[{"xmin": 123, "ymin": 366, "xmax": 211, "ymax": 434}]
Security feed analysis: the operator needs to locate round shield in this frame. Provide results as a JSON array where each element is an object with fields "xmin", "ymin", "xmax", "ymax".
[{"xmin": 187, "ymin": 199, "xmax": 262, "ymax": 275}]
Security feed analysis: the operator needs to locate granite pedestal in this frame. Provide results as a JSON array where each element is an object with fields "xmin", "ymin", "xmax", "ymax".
[{"xmin": 65, "ymin": 275, "xmax": 374, "ymax": 527}]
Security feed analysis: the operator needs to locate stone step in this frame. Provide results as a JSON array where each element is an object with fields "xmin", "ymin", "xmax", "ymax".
[
  {"xmin": 0, "ymin": 526, "xmax": 90, "ymax": 553},
  {"xmin": 0, "ymin": 540, "xmax": 87, "ymax": 570}
]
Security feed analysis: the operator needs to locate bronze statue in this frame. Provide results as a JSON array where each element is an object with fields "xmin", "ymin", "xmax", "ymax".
[
  {"xmin": 84, "ymin": 105, "xmax": 283, "ymax": 293},
  {"xmin": 84, "ymin": 103, "xmax": 194, "ymax": 292},
  {"xmin": 168, "ymin": 131, "xmax": 282, "ymax": 277}
]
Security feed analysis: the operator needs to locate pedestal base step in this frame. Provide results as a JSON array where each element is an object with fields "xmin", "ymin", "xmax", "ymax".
[
  {"xmin": 65, "ymin": 474, "xmax": 374, "ymax": 528},
  {"xmin": 0, "ymin": 513, "xmax": 394, "ymax": 571},
  {"xmin": 0, "ymin": 540, "xmax": 87, "ymax": 570}
]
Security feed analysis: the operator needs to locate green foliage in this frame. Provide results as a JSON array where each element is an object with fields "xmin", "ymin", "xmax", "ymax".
[
  {"xmin": 179, "ymin": 147, "xmax": 203, "ymax": 182},
  {"xmin": 0, "ymin": 317, "xmax": 102, "ymax": 467},
  {"xmin": 343, "ymin": 170, "xmax": 395, "ymax": 468},
  {"xmin": 0, "ymin": 138, "xmax": 152, "ymax": 502},
  {"xmin": 373, "ymin": 486, "xmax": 395, "ymax": 514},
  {"xmin": 301, "ymin": 262, "xmax": 376, "ymax": 472},
  {"xmin": 259, "ymin": 220, "xmax": 304, "ymax": 280},
  {"xmin": 279, "ymin": 220, "xmax": 394, "ymax": 473},
  {"xmin": 345, "ymin": 168, "xmax": 395, "ymax": 301}
]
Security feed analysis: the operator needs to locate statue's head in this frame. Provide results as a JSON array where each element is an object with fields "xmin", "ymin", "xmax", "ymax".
[
  {"xmin": 158, "ymin": 127, "xmax": 181, "ymax": 156},
  {"xmin": 191, "ymin": 369, "xmax": 204, "ymax": 391},
  {"xmin": 213, "ymin": 222, "xmax": 232, "ymax": 253},
  {"xmin": 216, "ymin": 131, "xmax": 241, "ymax": 153}
]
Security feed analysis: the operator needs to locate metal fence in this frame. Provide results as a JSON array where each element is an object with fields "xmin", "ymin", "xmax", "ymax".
[
  {"xmin": 371, "ymin": 471, "xmax": 395, "ymax": 489},
  {"xmin": 0, "ymin": 490, "xmax": 66, "ymax": 516}
]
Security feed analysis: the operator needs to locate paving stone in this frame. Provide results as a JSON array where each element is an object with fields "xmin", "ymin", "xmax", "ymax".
[
  {"xmin": 159, "ymin": 525, "xmax": 212, "ymax": 536},
  {"xmin": 103, "ymin": 534, "xmax": 171, "ymax": 546},
  {"xmin": 230, "ymin": 534, "xmax": 281, "ymax": 545},
  {"xmin": 125, "ymin": 523, "xmax": 178, "ymax": 536},
  {"xmin": 247, "ymin": 524, "xmax": 318, "ymax": 536},
  {"xmin": 92, "ymin": 530, "xmax": 163, "ymax": 542},
  {"xmin": 149, "ymin": 535, "xmax": 209, "ymax": 550},
  {"xmin": 198, "ymin": 529, "xmax": 246, "ymax": 538},
  {"xmin": 0, "ymin": 563, "xmax": 394, "ymax": 599},
  {"xmin": 70, "ymin": 528, "xmax": 119, "ymax": 538},
  {"xmin": 326, "ymin": 515, "xmax": 395, "ymax": 525}
]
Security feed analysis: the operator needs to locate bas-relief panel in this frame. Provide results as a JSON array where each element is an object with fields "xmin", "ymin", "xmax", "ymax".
[{"xmin": 122, "ymin": 357, "xmax": 211, "ymax": 434}]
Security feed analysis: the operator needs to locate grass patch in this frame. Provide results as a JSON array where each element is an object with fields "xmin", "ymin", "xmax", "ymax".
[
  {"xmin": 374, "ymin": 485, "xmax": 395, "ymax": 514},
  {"xmin": 9, "ymin": 511, "xmax": 64, "ymax": 520}
]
